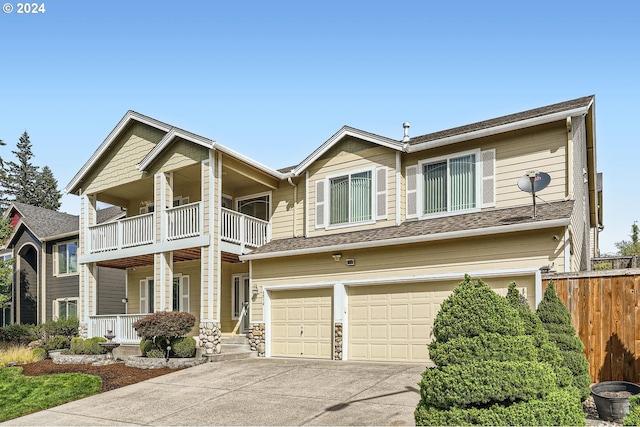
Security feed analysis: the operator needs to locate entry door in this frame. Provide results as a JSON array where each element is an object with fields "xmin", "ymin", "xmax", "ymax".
[{"xmin": 232, "ymin": 275, "xmax": 250, "ymax": 332}]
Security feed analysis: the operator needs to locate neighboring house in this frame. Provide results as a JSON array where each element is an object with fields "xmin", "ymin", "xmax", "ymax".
[
  {"xmin": 1, "ymin": 202, "xmax": 126, "ymax": 325},
  {"xmin": 65, "ymin": 95, "xmax": 602, "ymax": 362}
]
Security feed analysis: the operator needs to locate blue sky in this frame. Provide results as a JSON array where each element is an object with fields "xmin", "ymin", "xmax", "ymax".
[{"xmin": 1, "ymin": 1, "xmax": 638, "ymax": 255}]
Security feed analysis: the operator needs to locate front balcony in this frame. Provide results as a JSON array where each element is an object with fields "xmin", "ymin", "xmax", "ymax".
[{"xmin": 87, "ymin": 202, "xmax": 270, "ymax": 257}]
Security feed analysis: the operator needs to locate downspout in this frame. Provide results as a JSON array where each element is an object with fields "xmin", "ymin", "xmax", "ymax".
[
  {"xmin": 41, "ymin": 239, "xmax": 47, "ymax": 323},
  {"xmin": 288, "ymin": 177, "xmax": 297, "ymax": 237},
  {"xmin": 305, "ymin": 171, "xmax": 309, "ymax": 238}
]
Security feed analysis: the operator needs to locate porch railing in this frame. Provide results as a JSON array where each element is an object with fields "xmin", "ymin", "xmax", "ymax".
[
  {"xmin": 89, "ymin": 314, "xmax": 144, "ymax": 345},
  {"xmin": 221, "ymin": 208, "xmax": 270, "ymax": 250},
  {"xmin": 167, "ymin": 202, "xmax": 201, "ymax": 240},
  {"xmin": 87, "ymin": 203, "xmax": 271, "ymax": 254}
]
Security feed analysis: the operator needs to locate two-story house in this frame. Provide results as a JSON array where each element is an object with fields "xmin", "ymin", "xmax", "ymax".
[
  {"xmin": 1, "ymin": 202, "xmax": 126, "ymax": 326},
  {"xmin": 65, "ymin": 95, "xmax": 602, "ymax": 362}
]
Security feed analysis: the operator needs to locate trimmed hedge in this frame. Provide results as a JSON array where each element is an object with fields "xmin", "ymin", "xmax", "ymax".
[
  {"xmin": 419, "ymin": 361, "xmax": 556, "ymax": 409},
  {"xmin": 415, "ymin": 389, "xmax": 585, "ymax": 426},
  {"xmin": 132, "ymin": 311, "xmax": 195, "ymax": 340},
  {"xmin": 428, "ymin": 334, "xmax": 537, "ymax": 366},
  {"xmin": 171, "ymin": 337, "xmax": 196, "ymax": 358},
  {"xmin": 432, "ymin": 276, "xmax": 524, "ymax": 342}
]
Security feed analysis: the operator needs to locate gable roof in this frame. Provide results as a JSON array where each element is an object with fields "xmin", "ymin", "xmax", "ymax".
[
  {"xmin": 407, "ymin": 95, "xmax": 594, "ymax": 151},
  {"xmin": 241, "ymin": 200, "xmax": 574, "ymax": 261},
  {"xmin": 6, "ymin": 202, "xmax": 79, "ymax": 242},
  {"xmin": 65, "ymin": 111, "xmax": 285, "ymax": 195}
]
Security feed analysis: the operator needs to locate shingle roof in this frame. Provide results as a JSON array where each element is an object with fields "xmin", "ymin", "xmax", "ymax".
[
  {"xmin": 8, "ymin": 202, "xmax": 125, "ymax": 242},
  {"xmin": 10, "ymin": 202, "xmax": 79, "ymax": 240},
  {"xmin": 408, "ymin": 95, "xmax": 594, "ymax": 146},
  {"xmin": 245, "ymin": 201, "xmax": 574, "ymax": 258}
]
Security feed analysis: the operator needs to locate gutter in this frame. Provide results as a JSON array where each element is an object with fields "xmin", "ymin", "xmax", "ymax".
[{"xmin": 241, "ymin": 218, "xmax": 570, "ymax": 261}]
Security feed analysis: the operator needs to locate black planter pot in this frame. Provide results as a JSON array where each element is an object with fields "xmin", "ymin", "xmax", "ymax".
[{"xmin": 591, "ymin": 381, "xmax": 640, "ymax": 423}]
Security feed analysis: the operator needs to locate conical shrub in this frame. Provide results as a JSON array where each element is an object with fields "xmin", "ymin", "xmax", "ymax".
[
  {"xmin": 415, "ymin": 275, "xmax": 584, "ymax": 426},
  {"xmin": 536, "ymin": 281, "xmax": 591, "ymax": 401}
]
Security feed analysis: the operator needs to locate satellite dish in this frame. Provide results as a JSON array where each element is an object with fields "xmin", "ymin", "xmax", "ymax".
[{"xmin": 517, "ymin": 172, "xmax": 551, "ymax": 193}]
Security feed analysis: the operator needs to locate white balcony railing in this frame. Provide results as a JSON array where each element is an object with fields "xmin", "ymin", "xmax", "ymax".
[
  {"xmin": 167, "ymin": 202, "xmax": 202, "ymax": 240},
  {"xmin": 87, "ymin": 202, "xmax": 270, "ymax": 254},
  {"xmin": 89, "ymin": 314, "xmax": 145, "ymax": 344},
  {"xmin": 221, "ymin": 208, "xmax": 270, "ymax": 250}
]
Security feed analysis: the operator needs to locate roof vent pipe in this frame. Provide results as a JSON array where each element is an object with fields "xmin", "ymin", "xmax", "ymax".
[{"xmin": 402, "ymin": 122, "xmax": 410, "ymax": 142}]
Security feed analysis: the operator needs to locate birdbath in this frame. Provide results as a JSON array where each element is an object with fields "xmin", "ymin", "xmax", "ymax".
[{"xmin": 99, "ymin": 330, "xmax": 121, "ymax": 360}]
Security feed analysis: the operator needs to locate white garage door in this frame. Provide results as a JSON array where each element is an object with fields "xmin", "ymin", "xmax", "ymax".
[
  {"xmin": 348, "ymin": 282, "xmax": 455, "ymax": 362},
  {"xmin": 271, "ymin": 288, "xmax": 333, "ymax": 359}
]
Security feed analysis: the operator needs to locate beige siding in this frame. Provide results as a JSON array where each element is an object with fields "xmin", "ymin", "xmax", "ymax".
[
  {"xmin": 174, "ymin": 259, "xmax": 202, "ymax": 336},
  {"xmin": 251, "ymin": 229, "xmax": 563, "ymax": 319},
  {"xmin": 146, "ymin": 139, "xmax": 209, "ymax": 176},
  {"xmin": 568, "ymin": 115, "xmax": 590, "ymax": 271},
  {"xmin": 126, "ymin": 265, "xmax": 154, "ymax": 314},
  {"xmin": 84, "ymin": 123, "xmax": 165, "ymax": 194},
  {"xmin": 306, "ymin": 139, "xmax": 397, "ymax": 237},
  {"xmin": 271, "ymin": 185, "xmax": 296, "ymax": 240}
]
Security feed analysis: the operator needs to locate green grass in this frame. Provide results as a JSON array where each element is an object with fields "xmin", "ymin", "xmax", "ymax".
[{"xmin": 0, "ymin": 367, "xmax": 102, "ymax": 421}]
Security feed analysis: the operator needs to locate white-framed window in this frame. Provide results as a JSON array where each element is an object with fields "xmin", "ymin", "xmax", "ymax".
[
  {"xmin": 53, "ymin": 298, "xmax": 78, "ymax": 320},
  {"xmin": 140, "ymin": 196, "xmax": 190, "ymax": 214},
  {"xmin": 221, "ymin": 194, "xmax": 233, "ymax": 209},
  {"xmin": 172, "ymin": 275, "xmax": 190, "ymax": 312},
  {"xmin": 315, "ymin": 167, "xmax": 386, "ymax": 229},
  {"xmin": 139, "ymin": 277, "xmax": 155, "ymax": 314},
  {"xmin": 406, "ymin": 149, "xmax": 495, "ymax": 218},
  {"xmin": 236, "ymin": 192, "xmax": 270, "ymax": 221},
  {"xmin": 54, "ymin": 241, "xmax": 78, "ymax": 276}
]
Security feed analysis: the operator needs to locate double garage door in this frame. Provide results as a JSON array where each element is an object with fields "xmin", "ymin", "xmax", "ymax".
[{"xmin": 269, "ymin": 282, "xmax": 454, "ymax": 362}]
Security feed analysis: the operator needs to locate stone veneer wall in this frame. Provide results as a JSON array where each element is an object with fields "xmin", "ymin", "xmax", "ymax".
[
  {"xmin": 79, "ymin": 323, "xmax": 88, "ymax": 339},
  {"xmin": 199, "ymin": 321, "xmax": 221, "ymax": 355},
  {"xmin": 248, "ymin": 323, "xmax": 265, "ymax": 357},
  {"xmin": 334, "ymin": 322, "xmax": 343, "ymax": 360}
]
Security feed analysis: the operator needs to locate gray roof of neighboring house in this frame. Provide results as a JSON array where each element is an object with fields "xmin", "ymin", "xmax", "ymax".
[
  {"xmin": 8, "ymin": 202, "xmax": 126, "ymax": 242},
  {"xmin": 245, "ymin": 200, "xmax": 575, "ymax": 258}
]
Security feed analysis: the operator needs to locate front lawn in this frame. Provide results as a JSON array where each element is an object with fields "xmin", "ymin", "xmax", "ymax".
[{"xmin": 0, "ymin": 366, "xmax": 102, "ymax": 421}]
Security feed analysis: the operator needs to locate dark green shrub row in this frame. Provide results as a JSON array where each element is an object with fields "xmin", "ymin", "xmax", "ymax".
[
  {"xmin": 415, "ymin": 389, "xmax": 585, "ymax": 426},
  {"xmin": 432, "ymin": 276, "xmax": 524, "ymax": 342},
  {"xmin": 418, "ymin": 361, "xmax": 556, "ymax": 409},
  {"xmin": 428, "ymin": 333, "xmax": 537, "ymax": 366},
  {"xmin": 69, "ymin": 337, "xmax": 107, "ymax": 355},
  {"xmin": 0, "ymin": 323, "xmax": 36, "ymax": 344}
]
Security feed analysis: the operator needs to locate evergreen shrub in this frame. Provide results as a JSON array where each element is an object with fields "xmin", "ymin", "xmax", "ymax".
[
  {"xmin": 536, "ymin": 281, "xmax": 591, "ymax": 401},
  {"xmin": 0, "ymin": 323, "xmax": 36, "ymax": 345},
  {"xmin": 70, "ymin": 336, "xmax": 84, "ymax": 354},
  {"xmin": 83, "ymin": 337, "xmax": 107, "ymax": 355},
  {"xmin": 132, "ymin": 311, "xmax": 196, "ymax": 356},
  {"xmin": 140, "ymin": 338, "xmax": 154, "ymax": 357},
  {"xmin": 170, "ymin": 336, "xmax": 196, "ymax": 358},
  {"xmin": 146, "ymin": 349, "xmax": 164, "ymax": 358},
  {"xmin": 623, "ymin": 395, "xmax": 640, "ymax": 426},
  {"xmin": 415, "ymin": 275, "xmax": 584, "ymax": 426},
  {"xmin": 31, "ymin": 347, "xmax": 47, "ymax": 361},
  {"xmin": 44, "ymin": 335, "xmax": 69, "ymax": 351}
]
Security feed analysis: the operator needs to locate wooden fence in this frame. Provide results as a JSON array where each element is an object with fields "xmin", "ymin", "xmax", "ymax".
[{"xmin": 543, "ymin": 271, "xmax": 640, "ymax": 384}]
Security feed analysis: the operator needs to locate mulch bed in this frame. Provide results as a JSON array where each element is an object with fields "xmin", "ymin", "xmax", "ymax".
[{"xmin": 19, "ymin": 360, "xmax": 182, "ymax": 391}]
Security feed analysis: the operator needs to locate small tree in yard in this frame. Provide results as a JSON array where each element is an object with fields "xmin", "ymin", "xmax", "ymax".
[
  {"xmin": 536, "ymin": 280, "xmax": 591, "ymax": 401},
  {"xmin": 132, "ymin": 311, "xmax": 196, "ymax": 357},
  {"xmin": 415, "ymin": 275, "xmax": 584, "ymax": 426}
]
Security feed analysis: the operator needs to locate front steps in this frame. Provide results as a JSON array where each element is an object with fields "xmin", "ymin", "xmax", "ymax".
[{"xmin": 205, "ymin": 334, "xmax": 255, "ymax": 362}]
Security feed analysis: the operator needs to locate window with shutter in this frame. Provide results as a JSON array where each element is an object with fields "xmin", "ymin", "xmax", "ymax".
[
  {"xmin": 315, "ymin": 180, "xmax": 325, "ymax": 228},
  {"xmin": 481, "ymin": 149, "xmax": 496, "ymax": 207},
  {"xmin": 376, "ymin": 167, "xmax": 387, "ymax": 219},
  {"xmin": 406, "ymin": 165, "xmax": 418, "ymax": 218}
]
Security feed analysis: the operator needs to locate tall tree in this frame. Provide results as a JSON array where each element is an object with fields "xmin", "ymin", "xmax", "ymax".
[
  {"xmin": 34, "ymin": 166, "xmax": 62, "ymax": 211},
  {"xmin": 0, "ymin": 139, "xmax": 8, "ymax": 211},
  {"xmin": 615, "ymin": 221, "xmax": 640, "ymax": 256},
  {"xmin": 3, "ymin": 132, "xmax": 39, "ymax": 205}
]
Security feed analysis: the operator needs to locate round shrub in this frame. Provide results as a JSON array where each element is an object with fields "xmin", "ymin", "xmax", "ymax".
[
  {"xmin": 140, "ymin": 338, "xmax": 154, "ymax": 357},
  {"xmin": 419, "ymin": 361, "xmax": 556, "ymax": 409},
  {"xmin": 31, "ymin": 347, "xmax": 47, "ymax": 361},
  {"xmin": 146, "ymin": 349, "xmax": 165, "ymax": 358},
  {"xmin": 44, "ymin": 335, "xmax": 70, "ymax": 351},
  {"xmin": 84, "ymin": 337, "xmax": 107, "ymax": 355},
  {"xmin": 429, "ymin": 334, "xmax": 537, "ymax": 366},
  {"xmin": 70, "ymin": 336, "xmax": 84, "ymax": 354},
  {"xmin": 132, "ymin": 311, "xmax": 196, "ymax": 340},
  {"xmin": 171, "ymin": 337, "xmax": 195, "ymax": 358},
  {"xmin": 432, "ymin": 276, "xmax": 524, "ymax": 342},
  {"xmin": 623, "ymin": 395, "xmax": 640, "ymax": 426}
]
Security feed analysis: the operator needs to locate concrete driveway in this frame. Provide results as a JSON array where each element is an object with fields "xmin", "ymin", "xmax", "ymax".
[{"xmin": 4, "ymin": 358, "xmax": 426, "ymax": 426}]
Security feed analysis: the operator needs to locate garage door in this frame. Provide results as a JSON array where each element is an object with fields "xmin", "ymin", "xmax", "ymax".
[
  {"xmin": 348, "ymin": 282, "xmax": 454, "ymax": 362},
  {"xmin": 271, "ymin": 288, "xmax": 333, "ymax": 359}
]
